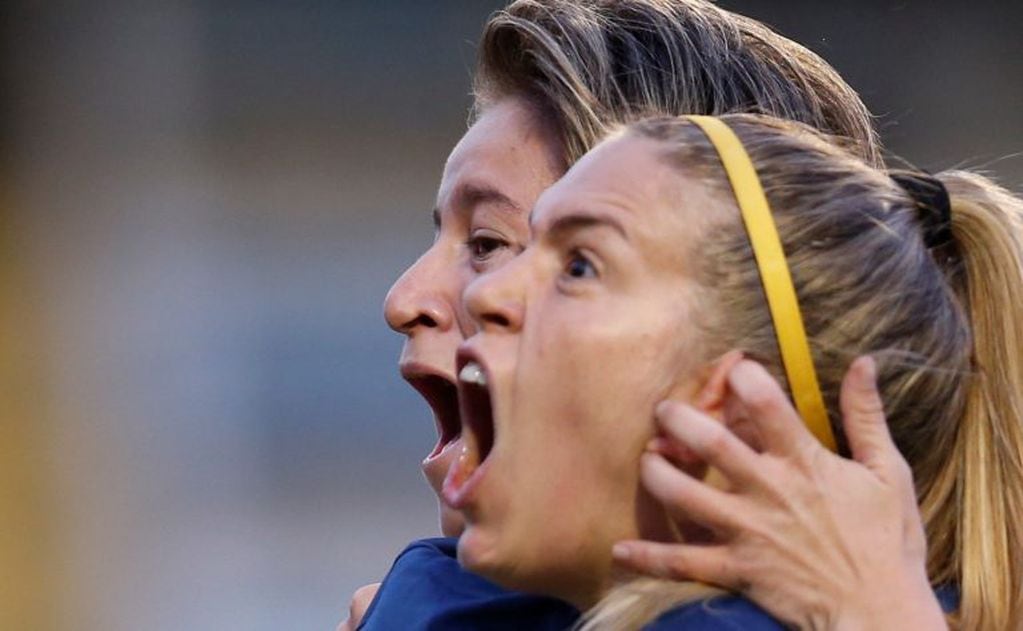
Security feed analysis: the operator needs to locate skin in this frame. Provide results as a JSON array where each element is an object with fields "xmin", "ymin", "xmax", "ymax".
[
  {"xmin": 383, "ymin": 98, "xmax": 562, "ymax": 537},
  {"xmin": 451, "ymin": 133, "xmax": 752, "ymax": 607},
  {"xmin": 616, "ymin": 358, "xmax": 946, "ymax": 630},
  {"xmin": 451, "ymin": 133, "xmax": 704, "ymax": 607},
  {"xmin": 336, "ymin": 583, "xmax": 379, "ymax": 631},
  {"xmin": 341, "ymin": 99, "xmax": 557, "ymax": 629}
]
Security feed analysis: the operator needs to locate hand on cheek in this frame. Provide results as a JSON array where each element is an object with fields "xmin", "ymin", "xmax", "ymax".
[{"xmin": 613, "ymin": 357, "xmax": 946, "ymax": 631}]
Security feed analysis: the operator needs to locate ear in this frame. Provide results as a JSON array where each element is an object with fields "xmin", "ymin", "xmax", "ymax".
[{"xmin": 693, "ymin": 349, "xmax": 745, "ymax": 419}]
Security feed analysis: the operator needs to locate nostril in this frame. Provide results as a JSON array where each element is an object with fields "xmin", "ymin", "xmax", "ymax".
[
  {"xmin": 411, "ymin": 313, "xmax": 439, "ymax": 329},
  {"xmin": 388, "ymin": 299, "xmax": 451, "ymax": 334},
  {"xmin": 465, "ymin": 274, "xmax": 522, "ymax": 331}
]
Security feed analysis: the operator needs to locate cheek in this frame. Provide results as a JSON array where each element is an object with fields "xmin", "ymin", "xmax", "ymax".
[
  {"xmin": 491, "ymin": 452, "xmax": 621, "ymax": 583},
  {"xmin": 489, "ymin": 308, "xmax": 690, "ymax": 555},
  {"xmin": 521, "ymin": 322, "xmax": 668, "ymax": 464},
  {"xmin": 505, "ymin": 377, "xmax": 645, "ymax": 548}
]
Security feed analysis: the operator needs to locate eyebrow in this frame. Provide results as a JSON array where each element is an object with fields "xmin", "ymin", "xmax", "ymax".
[
  {"xmin": 459, "ymin": 184, "xmax": 521, "ymax": 213},
  {"xmin": 538, "ymin": 212, "xmax": 629, "ymax": 242},
  {"xmin": 433, "ymin": 183, "xmax": 522, "ymax": 230}
]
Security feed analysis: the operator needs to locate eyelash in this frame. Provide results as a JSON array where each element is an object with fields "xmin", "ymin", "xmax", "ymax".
[
  {"xmin": 467, "ymin": 234, "xmax": 510, "ymax": 262},
  {"xmin": 563, "ymin": 249, "xmax": 598, "ymax": 280}
]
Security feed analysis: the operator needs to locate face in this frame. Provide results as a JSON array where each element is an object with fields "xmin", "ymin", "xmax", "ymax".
[
  {"xmin": 383, "ymin": 98, "xmax": 563, "ymax": 536},
  {"xmin": 446, "ymin": 134, "xmax": 721, "ymax": 607}
]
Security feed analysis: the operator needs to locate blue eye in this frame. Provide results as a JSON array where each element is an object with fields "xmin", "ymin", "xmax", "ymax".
[{"xmin": 565, "ymin": 252, "xmax": 597, "ymax": 279}]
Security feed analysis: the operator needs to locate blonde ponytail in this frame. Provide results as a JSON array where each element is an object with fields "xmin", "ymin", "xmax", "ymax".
[{"xmin": 920, "ymin": 171, "xmax": 1023, "ymax": 630}]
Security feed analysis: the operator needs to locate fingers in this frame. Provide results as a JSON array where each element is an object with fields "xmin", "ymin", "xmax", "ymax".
[
  {"xmin": 647, "ymin": 435, "xmax": 703, "ymax": 469},
  {"xmin": 656, "ymin": 399, "xmax": 762, "ymax": 489},
  {"xmin": 612, "ymin": 540, "xmax": 741, "ymax": 590},
  {"xmin": 726, "ymin": 360, "xmax": 819, "ymax": 456},
  {"xmin": 839, "ymin": 356, "xmax": 897, "ymax": 471},
  {"xmin": 839, "ymin": 356, "xmax": 920, "ymax": 527},
  {"xmin": 640, "ymin": 451, "xmax": 743, "ymax": 533}
]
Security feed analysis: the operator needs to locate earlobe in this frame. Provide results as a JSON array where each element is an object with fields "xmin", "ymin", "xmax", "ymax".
[{"xmin": 694, "ymin": 349, "xmax": 745, "ymax": 417}]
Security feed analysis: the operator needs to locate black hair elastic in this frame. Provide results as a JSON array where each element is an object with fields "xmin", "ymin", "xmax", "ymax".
[{"xmin": 890, "ymin": 171, "xmax": 953, "ymax": 249}]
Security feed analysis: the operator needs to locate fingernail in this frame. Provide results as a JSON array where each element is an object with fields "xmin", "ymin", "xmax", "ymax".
[
  {"xmin": 856, "ymin": 355, "xmax": 877, "ymax": 384},
  {"xmin": 612, "ymin": 543, "xmax": 631, "ymax": 561}
]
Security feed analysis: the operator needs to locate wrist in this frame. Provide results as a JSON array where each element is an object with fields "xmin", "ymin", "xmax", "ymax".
[{"xmin": 827, "ymin": 569, "xmax": 946, "ymax": 631}]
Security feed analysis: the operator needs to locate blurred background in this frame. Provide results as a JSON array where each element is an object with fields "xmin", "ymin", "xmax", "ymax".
[{"xmin": 1, "ymin": 1, "xmax": 1020, "ymax": 629}]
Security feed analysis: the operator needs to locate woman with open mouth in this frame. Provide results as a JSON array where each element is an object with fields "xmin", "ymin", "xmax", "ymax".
[
  {"xmin": 448, "ymin": 114, "xmax": 1023, "ymax": 629},
  {"xmin": 355, "ymin": 1, "xmax": 953, "ymax": 629}
]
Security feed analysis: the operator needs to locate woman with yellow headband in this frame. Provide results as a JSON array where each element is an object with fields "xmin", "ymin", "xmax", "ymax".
[{"xmin": 448, "ymin": 114, "xmax": 1023, "ymax": 629}]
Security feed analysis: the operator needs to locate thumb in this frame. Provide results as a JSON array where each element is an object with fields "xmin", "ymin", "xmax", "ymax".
[{"xmin": 839, "ymin": 356, "xmax": 897, "ymax": 471}]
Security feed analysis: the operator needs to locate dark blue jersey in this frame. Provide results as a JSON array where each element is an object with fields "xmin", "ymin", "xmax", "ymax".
[
  {"xmin": 643, "ymin": 595, "xmax": 783, "ymax": 630},
  {"xmin": 359, "ymin": 536, "xmax": 957, "ymax": 630},
  {"xmin": 357, "ymin": 537, "xmax": 579, "ymax": 631},
  {"xmin": 645, "ymin": 585, "xmax": 959, "ymax": 629}
]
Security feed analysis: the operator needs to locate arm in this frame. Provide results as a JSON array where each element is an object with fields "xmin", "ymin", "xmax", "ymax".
[{"xmin": 613, "ymin": 357, "xmax": 947, "ymax": 631}]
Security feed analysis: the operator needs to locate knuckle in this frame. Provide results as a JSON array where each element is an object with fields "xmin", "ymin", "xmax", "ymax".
[
  {"xmin": 785, "ymin": 441, "xmax": 823, "ymax": 479},
  {"xmin": 664, "ymin": 477, "xmax": 693, "ymax": 506},
  {"xmin": 704, "ymin": 427, "xmax": 733, "ymax": 457},
  {"xmin": 847, "ymin": 389, "xmax": 885, "ymax": 418},
  {"xmin": 889, "ymin": 454, "xmax": 915, "ymax": 487},
  {"xmin": 899, "ymin": 457, "xmax": 914, "ymax": 481},
  {"xmin": 715, "ymin": 555, "xmax": 742, "ymax": 588},
  {"xmin": 665, "ymin": 554, "xmax": 691, "ymax": 580},
  {"xmin": 743, "ymin": 518, "xmax": 779, "ymax": 549}
]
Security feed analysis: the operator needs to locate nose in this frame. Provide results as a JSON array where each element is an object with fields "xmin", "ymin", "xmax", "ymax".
[
  {"xmin": 463, "ymin": 255, "xmax": 526, "ymax": 333},
  {"xmin": 384, "ymin": 247, "xmax": 456, "ymax": 335}
]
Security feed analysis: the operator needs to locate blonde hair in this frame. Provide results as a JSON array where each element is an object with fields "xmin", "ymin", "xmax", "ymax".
[
  {"xmin": 472, "ymin": 0, "xmax": 883, "ymax": 169},
  {"xmin": 582, "ymin": 115, "xmax": 1023, "ymax": 629}
]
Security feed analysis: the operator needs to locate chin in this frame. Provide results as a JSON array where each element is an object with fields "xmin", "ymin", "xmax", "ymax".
[
  {"xmin": 455, "ymin": 522, "xmax": 504, "ymax": 574},
  {"xmin": 457, "ymin": 522, "xmax": 601, "ymax": 607},
  {"xmin": 456, "ymin": 522, "xmax": 535, "ymax": 591}
]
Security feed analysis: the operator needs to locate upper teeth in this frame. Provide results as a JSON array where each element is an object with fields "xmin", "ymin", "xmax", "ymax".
[{"xmin": 459, "ymin": 362, "xmax": 487, "ymax": 387}]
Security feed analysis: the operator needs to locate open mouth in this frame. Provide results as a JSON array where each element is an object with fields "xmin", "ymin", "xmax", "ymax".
[
  {"xmin": 444, "ymin": 353, "xmax": 496, "ymax": 506},
  {"xmin": 459, "ymin": 361, "xmax": 495, "ymax": 465},
  {"xmin": 405, "ymin": 373, "xmax": 461, "ymax": 457}
]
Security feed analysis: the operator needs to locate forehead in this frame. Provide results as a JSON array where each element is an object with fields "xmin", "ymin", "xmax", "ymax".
[
  {"xmin": 534, "ymin": 134, "xmax": 680, "ymax": 226},
  {"xmin": 550, "ymin": 134, "xmax": 675, "ymax": 209},
  {"xmin": 438, "ymin": 99, "xmax": 562, "ymax": 211},
  {"xmin": 535, "ymin": 133, "xmax": 727, "ymax": 266}
]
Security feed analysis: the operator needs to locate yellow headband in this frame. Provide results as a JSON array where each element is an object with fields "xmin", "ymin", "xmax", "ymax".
[{"xmin": 685, "ymin": 115, "xmax": 837, "ymax": 452}]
